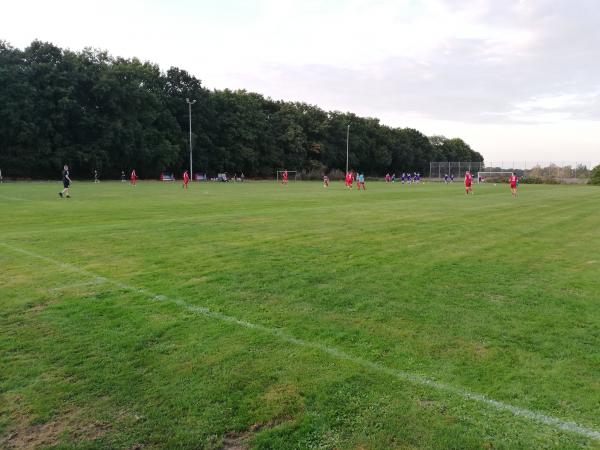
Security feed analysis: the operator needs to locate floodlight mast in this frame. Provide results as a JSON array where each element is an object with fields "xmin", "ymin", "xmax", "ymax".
[
  {"xmin": 346, "ymin": 124, "xmax": 350, "ymax": 175},
  {"xmin": 186, "ymin": 98, "xmax": 196, "ymax": 179}
]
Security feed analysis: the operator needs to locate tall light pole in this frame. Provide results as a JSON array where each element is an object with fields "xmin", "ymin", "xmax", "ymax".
[
  {"xmin": 186, "ymin": 98, "xmax": 196, "ymax": 178},
  {"xmin": 346, "ymin": 124, "xmax": 350, "ymax": 175}
]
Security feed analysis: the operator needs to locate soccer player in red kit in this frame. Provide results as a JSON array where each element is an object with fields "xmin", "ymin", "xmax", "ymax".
[
  {"xmin": 509, "ymin": 172, "xmax": 518, "ymax": 198},
  {"xmin": 282, "ymin": 170, "xmax": 289, "ymax": 185},
  {"xmin": 345, "ymin": 172, "xmax": 352, "ymax": 188},
  {"xmin": 130, "ymin": 169, "xmax": 138, "ymax": 186},
  {"xmin": 183, "ymin": 170, "xmax": 190, "ymax": 189},
  {"xmin": 464, "ymin": 170, "xmax": 473, "ymax": 195}
]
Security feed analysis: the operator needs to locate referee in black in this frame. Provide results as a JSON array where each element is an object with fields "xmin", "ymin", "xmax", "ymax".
[{"xmin": 59, "ymin": 164, "xmax": 72, "ymax": 198}]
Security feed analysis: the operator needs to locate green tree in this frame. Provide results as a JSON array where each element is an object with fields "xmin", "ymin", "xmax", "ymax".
[
  {"xmin": 0, "ymin": 39, "xmax": 483, "ymax": 180},
  {"xmin": 589, "ymin": 165, "xmax": 600, "ymax": 185}
]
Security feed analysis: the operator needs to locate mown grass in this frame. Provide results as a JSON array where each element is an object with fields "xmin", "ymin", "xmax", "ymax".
[{"xmin": 1, "ymin": 180, "xmax": 599, "ymax": 449}]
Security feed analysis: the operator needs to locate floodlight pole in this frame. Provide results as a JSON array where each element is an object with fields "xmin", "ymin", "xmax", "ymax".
[
  {"xmin": 346, "ymin": 124, "xmax": 350, "ymax": 175},
  {"xmin": 186, "ymin": 98, "xmax": 196, "ymax": 179}
]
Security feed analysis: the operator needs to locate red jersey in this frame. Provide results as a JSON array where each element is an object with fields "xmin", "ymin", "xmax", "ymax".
[
  {"xmin": 509, "ymin": 175, "xmax": 517, "ymax": 187},
  {"xmin": 183, "ymin": 171, "xmax": 190, "ymax": 182},
  {"xmin": 131, "ymin": 170, "xmax": 137, "ymax": 180},
  {"xmin": 283, "ymin": 171, "xmax": 288, "ymax": 180},
  {"xmin": 465, "ymin": 174, "xmax": 472, "ymax": 186}
]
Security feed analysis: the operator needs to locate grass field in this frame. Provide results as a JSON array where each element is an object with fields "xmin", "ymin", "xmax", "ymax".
[{"xmin": 1, "ymin": 180, "xmax": 600, "ymax": 449}]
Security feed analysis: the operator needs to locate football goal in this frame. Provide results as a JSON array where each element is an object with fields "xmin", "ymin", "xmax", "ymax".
[
  {"xmin": 476, "ymin": 171, "xmax": 513, "ymax": 183},
  {"xmin": 276, "ymin": 170, "xmax": 298, "ymax": 182}
]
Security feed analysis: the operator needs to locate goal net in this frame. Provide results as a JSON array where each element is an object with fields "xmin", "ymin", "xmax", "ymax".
[
  {"xmin": 476, "ymin": 171, "xmax": 513, "ymax": 183},
  {"xmin": 276, "ymin": 170, "xmax": 298, "ymax": 182}
]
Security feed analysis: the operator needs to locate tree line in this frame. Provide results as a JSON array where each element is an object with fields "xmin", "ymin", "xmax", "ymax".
[{"xmin": 0, "ymin": 40, "xmax": 483, "ymax": 179}]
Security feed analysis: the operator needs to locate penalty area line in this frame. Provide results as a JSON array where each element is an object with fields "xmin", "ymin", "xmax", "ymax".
[{"xmin": 1, "ymin": 241, "xmax": 599, "ymax": 442}]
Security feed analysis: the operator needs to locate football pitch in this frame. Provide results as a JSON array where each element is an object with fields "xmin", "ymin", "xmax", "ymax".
[{"xmin": 1, "ymin": 180, "xmax": 599, "ymax": 449}]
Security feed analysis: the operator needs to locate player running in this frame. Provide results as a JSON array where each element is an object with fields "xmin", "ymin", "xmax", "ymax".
[
  {"xmin": 130, "ymin": 169, "xmax": 138, "ymax": 186},
  {"xmin": 58, "ymin": 164, "xmax": 72, "ymax": 198},
  {"xmin": 183, "ymin": 170, "xmax": 190, "ymax": 189},
  {"xmin": 464, "ymin": 170, "xmax": 473, "ymax": 195},
  {"xmin": 357, "ymin": 173, "xmax": 366, "ymax": 190},
  {"xmin": 509, "ymin": 172, "xmax": 518, "ymax": 198}
]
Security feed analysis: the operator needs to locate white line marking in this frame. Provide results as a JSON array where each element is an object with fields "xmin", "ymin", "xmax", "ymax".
[
  {"xmin": 2, "ymin": 241, "xmax": 599, "ymax": 442},
  {"xmin": 49, "ymin": 279, "xmax": 108, "ymax": 292},
  {"xmin": 0, "ymin": 194, "xmax": 29, "ymax": 202}
]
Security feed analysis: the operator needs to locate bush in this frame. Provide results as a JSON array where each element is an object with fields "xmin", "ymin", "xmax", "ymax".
[
  {"xmin": 519, "ymin": 177, "xmax": 560, "ymax": 185},
  {"xmin": 589, "ymin": 165, "xmax": 600, "ymax": 185},
  {"xmin": 302, "ymin": 161, "xmax": 328, "ymax": 180},
  {"xmin": 327, "ymin": 169, "xmax": 345, "ymax": 181}
]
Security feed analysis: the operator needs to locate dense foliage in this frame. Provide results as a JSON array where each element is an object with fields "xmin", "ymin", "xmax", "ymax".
[
  {"xmin": 590, "ymin": 165, "xmax": 600, "ymax": 185},
  {"xmin": 0, "ymin": 40, "xmax": 483, "ymax": 179}
]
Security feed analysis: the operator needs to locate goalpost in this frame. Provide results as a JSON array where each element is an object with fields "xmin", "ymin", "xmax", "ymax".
[
  {"xmin": 276, "ymin": 170, "xmax": 298, "ymax": 182},
  {"xmin": 476, "ymin": 171, "xmax": 513, "ymax": 183}
]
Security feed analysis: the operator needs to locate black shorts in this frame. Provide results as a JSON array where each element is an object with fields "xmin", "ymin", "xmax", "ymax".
[{"xmin": 63, "ymin": 180, "xmax": 70, "ymax": 188}]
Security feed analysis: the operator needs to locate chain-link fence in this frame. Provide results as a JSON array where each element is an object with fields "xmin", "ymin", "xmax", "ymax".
[
  {"xmin": 484, "ymin": 162, "xmax": 591, "ymax": 183},
  {"xmin": 430, "ymin": 161, "xmax": 592, "ymax": 183},
  {"xmin": 429, "ymin": 162, "xmax": 485, "ymax": 179}
]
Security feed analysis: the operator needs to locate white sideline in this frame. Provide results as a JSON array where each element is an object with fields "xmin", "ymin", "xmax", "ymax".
[
  {"xmin": 49, "ymin": 279, "xmax": 108, "ymax": 292},
  {"xmin": 0, "ymin": 194, "xmax": 30, "ymax": 202},
  {"xmin": 2, "ymin": 241, "xmax": 599, "ymax": 442}
]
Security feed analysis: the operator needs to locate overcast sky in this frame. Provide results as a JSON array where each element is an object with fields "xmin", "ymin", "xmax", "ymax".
[{"xmin": 2, "ymin": 0, "xmax": 599, "ymax": 165}]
